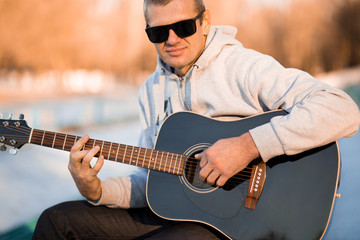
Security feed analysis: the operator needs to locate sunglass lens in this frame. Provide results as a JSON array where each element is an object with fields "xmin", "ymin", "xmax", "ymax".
[
  {"xmin": 174, "ymin": 20, "xmax": 196, "ymax": 38},
  {"xmin": 146, "ymin": 26, "xmax": 169, "ymax": 43}
]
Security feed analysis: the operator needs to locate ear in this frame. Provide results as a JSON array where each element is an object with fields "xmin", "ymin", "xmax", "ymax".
[{"xmin": 201, "ymin": 9, "xmax": 211, "ymax": 36}]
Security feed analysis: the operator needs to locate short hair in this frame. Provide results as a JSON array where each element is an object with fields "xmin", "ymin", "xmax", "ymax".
[{"xmin": 143, "ymin": 0, "xmax": 206, "ymax": 24}]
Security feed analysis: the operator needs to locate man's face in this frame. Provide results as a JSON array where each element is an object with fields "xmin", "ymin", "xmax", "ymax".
[{"xmin": 146, "ymin": 0, "xmax": 210, "ymax": 76}]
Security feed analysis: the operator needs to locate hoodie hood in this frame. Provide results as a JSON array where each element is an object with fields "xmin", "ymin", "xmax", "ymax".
[
  {"xmin": 155, "ymin": 25, "xmax": 241, "ymax": 76},
  {"xmin": 196, "ymin": 25, "xmax": 241, "ymax": 70}
]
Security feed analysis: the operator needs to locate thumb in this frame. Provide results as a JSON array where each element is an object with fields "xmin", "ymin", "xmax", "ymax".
[{"xmin": 194, "ymin": 151, "xmax": 204, "ymax": 159}]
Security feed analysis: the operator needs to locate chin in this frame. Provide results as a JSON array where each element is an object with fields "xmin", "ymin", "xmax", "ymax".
[{"xmin": 164, "ymin": 58, "xmax": 185, "ymax": 69}]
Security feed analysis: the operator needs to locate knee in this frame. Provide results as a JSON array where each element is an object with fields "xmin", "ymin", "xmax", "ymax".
[
  {"xmin": 33, "ymin": 202, "xmax": 75, "ymax": 239},
  {"xmin": 37, "ymin": 203, "xmax": 64, "ymax": 226}
]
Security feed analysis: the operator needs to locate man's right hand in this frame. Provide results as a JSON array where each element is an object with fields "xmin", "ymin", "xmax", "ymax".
[{"xmin": 68, "ymin": 135, "xmax": 104, "ymax": 201}]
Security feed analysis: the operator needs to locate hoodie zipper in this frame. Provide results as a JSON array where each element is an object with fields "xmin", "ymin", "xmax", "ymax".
[{"xmin": 178, "ymin": 76, "xmax": 192, "ymax": 111}]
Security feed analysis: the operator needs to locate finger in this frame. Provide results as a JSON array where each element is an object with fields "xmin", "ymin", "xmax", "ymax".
[
  {"xmin": 70, "ymin": 150, "xmax": 89, "ymax": 164},
  {"xmin": 195, "ymin": 150, "xmax": 207, "ymax": 168},
  {"xmin": 199, "ymin": 156, "xmax": 207, "ymax": 168},
  {"xmin": 92, "ymin": 154, "xmax": 105, "ymax": 174},
  {"xmin": 216, "ymin": 175, "xmax": 229, "ymax": 187},
  {"xmin": 206, "ymin": 170, "xmax": 220, "ymax": 186},
  {"xmin": 82, "ymin": 146, "xmax": 100, "ymax": 168},
  {"xmin": 199, "ymin": 164, "xmax": 212, "ymax": 182},
  {"xmin": 194, "ymin": 152, "xmax": 203, "ymax": 159},
  {"xmin": 71, "ymin": 135, "xmax": 90, "ymax": 153}
]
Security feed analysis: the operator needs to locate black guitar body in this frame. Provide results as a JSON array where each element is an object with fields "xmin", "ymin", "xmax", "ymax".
[{"xmin": 147, "ymin": 111, "xmax": 339, "ymax": 240}]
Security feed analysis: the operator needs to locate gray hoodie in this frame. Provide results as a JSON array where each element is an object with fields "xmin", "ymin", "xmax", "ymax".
[{"xmin": 93, "ymin": 26, "xmax": 359, "ymax": 208}]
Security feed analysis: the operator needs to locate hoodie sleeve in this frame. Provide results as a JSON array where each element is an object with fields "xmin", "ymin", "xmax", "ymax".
[
  {"xmin": 88, "ymin": 168, "xmax": 148, "ymax": 208},
  {"xmin": 245, "ymin": 53, "xmax": 360, "ymax": 161}
]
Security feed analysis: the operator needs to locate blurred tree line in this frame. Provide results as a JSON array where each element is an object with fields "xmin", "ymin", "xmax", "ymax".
[{"xmin": 0, "ymin": 0, "xmax": 359, "ymax": 79}]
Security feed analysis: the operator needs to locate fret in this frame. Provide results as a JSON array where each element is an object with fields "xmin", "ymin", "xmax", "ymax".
[
  {"xmin": 164, "ymin": 152, "xmax": 169, "ymax": 173},
  {"xmin": 82, "ymin": 139, "xmax": 86, "ymax": 150},
  {"xmin": 129, "ymin": 147, "xmax": 135, "ymax": 165},
  {"xmin": 102, "ymin": 141, "xmax": 109, "ymax": 158},
  {"xmin": 115, "ymin": 143, "xmax": 120, "ymax": 162},
  {"xmin": 142, "ymin": 148, "xmax": 147, "ymax": 168},
  {"xmin": 122, "ymin": 145, "xmax": 128, "ymax": 163},
  {"xmin": 51, "ymin": 133, "xmax": 56, "ymax": 148},
  {"xmin": 62, "ymin": 134, "xmax": 67, "ymax": 150},
  {"xmin": 92, "ymin": 138, "xmax": 96, "ymax": 149},
  {"xmin": 177, "ymin": 155, "xmax": 184, "ymax": 175},
  {"xmin": 108, "ymin": 143, "xmax": 117, "ymax": 161},
  {"xmin": 159, "ymin": 151, "xmax": 164, "ymax": 171},
  {"xmin": 40, "ymin": 131, "xmax": 45, "ymax": 146},
  {"xmin": 83, "ymin": 138, "xmax": 88, "ymax": 150},
  {"xmin": 28, "ymin": 128, "xmax": 34, "ymax": 144},
  {"xmin": 92, "ymin": 140, "xmax": 100, "ymax": 158},
  {"xmin": 108, "ymin": 142, "xmax": 112, "ymax": 160},
  {"xmin": 148, "ymin": 150, "xmax": 154, "ymax": 169},
  {"xmin": 173, "ymin": 154, "xmax": 178, "ymax": 174},
  {"xmin": 168, "ymin": 153, "xmax": 174, "ymax": 173},
  {"xmin": 153, "ymin": 150, "xmax": 159, "ymax": 170},
  {"xmin": 98, "ymin": 141, "xmax": 103, "ymax": 156},
  {"xmin": 136, "ymin": 147, "xmax": 142, "ymax": 166}
]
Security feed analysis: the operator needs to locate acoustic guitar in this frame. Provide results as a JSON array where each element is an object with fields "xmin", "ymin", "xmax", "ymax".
[{"xmin": 0, "ymin": 110, "xmax": 340, "ymax": 240}]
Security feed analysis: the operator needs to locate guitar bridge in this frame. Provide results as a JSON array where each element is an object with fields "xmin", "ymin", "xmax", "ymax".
[{"xmin": 245, "ymin": 162, "xmax": 266, "ymax": 210}]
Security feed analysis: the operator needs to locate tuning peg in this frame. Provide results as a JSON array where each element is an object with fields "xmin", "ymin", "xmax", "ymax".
[
  {"xmin": 19, "ymin": 114, "xmax": 25, "ymax": 120},
  {"xmin": 0, "ymin": 113, "xmax": 3, "ymax": 119},
  {"xmin": 9, "ymin": 148, "xmax": 18, "ymax": 155},
  {"xmin": 0, "ymin": 144, "xmax": 7, "ymax": 151},
  {"xmin": 8, "ymin": 114, "xmax": 13, "ymax": 120}
]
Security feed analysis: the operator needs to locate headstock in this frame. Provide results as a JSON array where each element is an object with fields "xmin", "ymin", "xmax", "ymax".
[{"xmin": 0, "ymin": 114, "xmax": 31, "ymax": 154}]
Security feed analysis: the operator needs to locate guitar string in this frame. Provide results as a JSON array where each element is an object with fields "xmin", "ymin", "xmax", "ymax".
[
  {"xmin": 3, "ymin": 130, "xmax": 255, "ymax": 190},
  {"xmin": 18, "ymin": 144, "xmax": 254, "ymax": 184},
  {"xmin": 5, "ymin": 126, "xmax": 255, "ymax": 173},
  {"xmin": 30, "ymin": 133, "xmax": 255, "ymax": 180},
  {"xmin": 31, "ymin": 135, "xmax": 254, "ymax": 172},
  {"xmin": 4, "ymin": 126, "xmax": 257, "ymax": 182},
  {"xmin": 6, "ymin": 126, "xmax": 256, "ymax": 176}
]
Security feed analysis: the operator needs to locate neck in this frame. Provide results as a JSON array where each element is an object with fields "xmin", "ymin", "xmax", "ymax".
[
  {"xmin": 174, "ymin": 35, "xmax": 208, "ymax": 77},
  {"xmin": 29, "ymin": 128, "xmax": 186, "ymax": 175}
]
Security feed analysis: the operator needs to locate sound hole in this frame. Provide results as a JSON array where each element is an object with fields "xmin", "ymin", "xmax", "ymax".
[
  {"xmin": 184, "ymin": 151, "xmax": 212, "ymax": 189},
  {"xmin": 183, "ymin": 144, "xmax": 255, "ymax": 191}
]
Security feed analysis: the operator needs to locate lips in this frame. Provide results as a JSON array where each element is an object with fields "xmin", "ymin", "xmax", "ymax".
[{"xmin": 166, "ymin": 47, "xmax": 186, "ymax": 56}]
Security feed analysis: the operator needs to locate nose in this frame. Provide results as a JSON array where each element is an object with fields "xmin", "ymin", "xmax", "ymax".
[{"xmin": 166, "ymin": 29, "xmax": 181, "ymax": 44}]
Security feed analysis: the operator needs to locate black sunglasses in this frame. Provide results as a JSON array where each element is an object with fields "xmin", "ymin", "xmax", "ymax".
[{"xmin": 145, "ymin": 10, "xmax": 205, "ymax": 43}]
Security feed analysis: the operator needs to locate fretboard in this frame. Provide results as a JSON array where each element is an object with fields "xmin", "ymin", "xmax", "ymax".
[{"xmin": 29, "ymin": 129, "xmax": 185, "ymax": 175}]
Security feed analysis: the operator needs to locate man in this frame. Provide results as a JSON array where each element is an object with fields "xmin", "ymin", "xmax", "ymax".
[{"xmin": 33, "ymin": 0, "xmax": 360, "ymax": 239}]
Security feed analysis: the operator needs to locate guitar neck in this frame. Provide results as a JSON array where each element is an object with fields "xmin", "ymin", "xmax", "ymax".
[{"xmin": 29, "ymin": 129, "xmax": 185, "ymax": 176}]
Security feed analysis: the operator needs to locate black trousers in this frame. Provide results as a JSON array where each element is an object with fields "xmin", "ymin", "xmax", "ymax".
[{"xmin": 32, "ymin": 200, "xmax": 227, "ymax": 240}]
